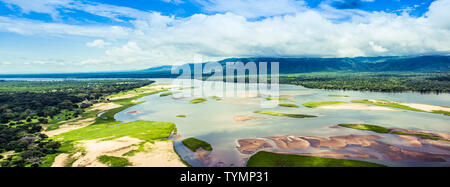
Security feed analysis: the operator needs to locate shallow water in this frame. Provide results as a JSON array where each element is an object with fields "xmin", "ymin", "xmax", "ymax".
[{"xmin": 115, "ymin": 78, "xmax": 450, "ymax": 167}]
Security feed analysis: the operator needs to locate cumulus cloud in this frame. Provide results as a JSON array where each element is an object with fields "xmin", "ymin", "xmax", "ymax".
[
  {"xmin": 86, "ymin": 39, "xmax": 111, "ymax": 48},
  {"xmin": 92, "ymin": 0, "xmax": 449, "ymax": 67}
]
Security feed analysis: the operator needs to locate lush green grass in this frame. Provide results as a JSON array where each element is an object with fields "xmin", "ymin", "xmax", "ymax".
[
  {"xmin": 182, "ymin": 137, "xmax": 213, "ymax": 152},
  {"xmin": 190, "ymin": 98, "xmax": 207, "ymax": 104},
  {"xmin": 54, "ymin": 120, "xmax": 175, "ymax": 142},
  {"xmin": 351, "ymin": 100, "xmax": 424, "ymax": 112},
  {"xmin": 176, "ymin": 115, "xmax": 187, "ymax": 118},
  {"xmin": 431, "ymin": 110, "xmax": 450, "ymax": 116},
  {"xmin": 328, "ymin": 95, "xmax": 349, "ymax": 97},
  {"xmin": 339, "ymin": 124, "xmax": 448, "ymax": 141},
  {"xmin": 97, "ymin": 155, "xmax": 132, "ymax": 167},
  {"xmin": 159, "ymin": 92, "xmax": 174, "ymax": 97},
  {"xmin": 95, "ymin": 90, "xmax": 166, "ymax": 124},
  {"xmin": 246, "ymin": 151, "xmax": 385, "ymax": 167},
  {"xmin": 303, "ymin": 101, "xmax": 347, "ymax": 108},
  {"xmin": 338, "ymin": 124, "xmax": 391, "ymax": 133},
  {"xmin": 254, "ymin": 111, "xmax": 317, "ymax": 118},
  {"xmin": 265, "ymin": 97, "xmax": 287, "ymax": 101},
  {"xmin": 278, "ymin": 103, "xmax": 299, "ymax": 108}
]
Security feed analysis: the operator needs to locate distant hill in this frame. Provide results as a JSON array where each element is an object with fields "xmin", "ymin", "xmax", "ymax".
[{"xmin": 1, "ymin": 56, "xmax": 449, "ymax": 78}]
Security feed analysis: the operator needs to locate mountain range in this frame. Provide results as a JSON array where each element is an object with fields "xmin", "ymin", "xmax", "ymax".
[{"xmin": 1, "ymin": 56, "xmax": 449, "ymax": 78}]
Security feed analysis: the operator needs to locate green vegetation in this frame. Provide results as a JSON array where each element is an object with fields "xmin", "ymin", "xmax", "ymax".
[
  {"xmin": 96, "ymin": 90, "xmax": 165, "ymax": 125},
  {"xmin": 338, "ymin": 124, "xmax": 391, "ymax": 133},
  {"xmin": 338, "ymin": 124, "xmax": 448, "ymax": 141},
  {"xmin": 182, "ymin": 137, "xmax": 213, "ymax": 152},
  {"xmin": 254, "ymin": 111, "xmax": 317, "ymax": 118},
  {"xmin": 176, "ymin": 115, "xmax": 187, "ymax": 118},
  {"xmin": 278, "ymin": 103, "xmax": 299, "ymax": 108},
  {"xmin": 160, "ymin": 91, "xmax": 179, "ymax": 97},
  {"xmin": 97, "ymin": 155, "xmax": 132, "ymax": 167},
  {"xmin": 190, "ymin": 98, "xmax": 207, "ymax": 104},
  {"xmin": 159, "ymin": 92, "xmax": 174, "ymax": 97},
  {"xmin": 0, "ymin": 80, "xmax": 154, "ymax": 124},
  {"xmin": 280, "ymin": 72, "xmax": 450, "ymax": 93},
  {"xmin": 209, "ymin": 96, "xmax": 222, "ymax": 101},
  {"xmin": 265, "ymin": 97, "xmax": 287, "ymax": 101},
  {"xmin": 55, "ymin": 121, "xmax": 175, "ymax": 142},
  {"xmin": 246, "ymin": 151, "xmax": 385, "ymax": 167},
  {"xmin": 352, "ymin": 100, "xmax": 424, "ymax": 112},
  {"xmin": 431, "ymin": 110, "xmax": 450, "ymax": 116},
  {"xmin": 303, "ymin": 101, "xmax": 346, "ymax": 108},
  {"xmin": 328, "ymin": 95, "xmax": 349, "ymax": 97}
]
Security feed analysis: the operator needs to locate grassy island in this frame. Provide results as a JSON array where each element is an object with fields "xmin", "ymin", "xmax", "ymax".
[
  {"xmin": 278, "ymin": 103, "xmax": 299, "ymax": 108},
  {"xmin": 247, "ymin": 151, "xmax": 385, "ymax": 167},
  {"xmin": 338, "ymin": 124, "xmax": 448, "ymax": 141},
  {"xmin": 303, "ymin": 101, "xmax": 346, "ymax": 108},
  {"xmin": 254, "ymin": 111, "xmax": 317, "ymax": 118},
  {"xmin": 182, "ymin": 137, "xmax": 213, "ymax": 152},
  {"xmin": 190, "ymin": 98, "xmax": 207, "ymax": 104}
]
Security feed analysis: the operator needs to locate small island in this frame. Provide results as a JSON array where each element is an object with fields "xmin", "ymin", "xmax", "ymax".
[
  {"xmin": 246, "ymin": 151, "xmax": 385, "ymax": 167},
  {"xmin": 254, "ymin": 111, "xmax": 317, "ymax": 118},
  {"xmin": 189, "ymin": 98, "xmax": 207, "ymax": 104},
  {"xmin": 182, "ymin": 137, "xmax": 213, "ymax": 152}
]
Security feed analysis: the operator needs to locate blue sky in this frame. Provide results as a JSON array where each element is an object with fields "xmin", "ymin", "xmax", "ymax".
[{"xmin": 0, "ymin": 0, "xmax": 448, "ymax": 73}]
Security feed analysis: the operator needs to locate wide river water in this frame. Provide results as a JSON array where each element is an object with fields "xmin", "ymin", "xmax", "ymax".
[{"xmin": 113, "ymin": 78, "xmax": 450, "ymax": 167}]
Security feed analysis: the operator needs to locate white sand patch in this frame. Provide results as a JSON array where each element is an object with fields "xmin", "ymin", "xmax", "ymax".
[
  {"xmin": 68, "ymin": 137, "xmax": 185, "ymax": 167},
  {"xmin": 89, "ymin": 103, "xmax": 122, "ymax": 111},
  {"xmin": 44, "ymin": 118, "xmax": 96, "ymax": 137},
  {"xmin": 127, "ymin": 141, "xmax": 186, "ymax": 167},
  {"xmin": 0, "ymin": 151, "xmax": 14, "ymax": 161},
  {"xmin": 233, "ymin": 116, "xmax": 265, "ymax": 122},
  {"xmin": 318, "ymin": 103, "xmax": 398, "ymax": 111},
  {"xmin": 51, "ymin": 153, "xmax": 71, "ymax": 167},
  {"xmin": 72, "ymin": 136, "xmax": 140, "ymax": 167},
  {"xmin": 399, "ymin": 103, "xmax": 450, "ymax": 112}
]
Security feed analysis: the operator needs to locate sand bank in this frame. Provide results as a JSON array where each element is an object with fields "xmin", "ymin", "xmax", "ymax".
[{"xmin": 318, "ymin": 103, "xmax": 398, "ymax": 111}]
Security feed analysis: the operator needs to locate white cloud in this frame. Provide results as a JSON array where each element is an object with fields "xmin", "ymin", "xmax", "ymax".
[
  {"xmin": 86, "ymin": 39, "xmax": 111, "ymax": 48},
  {"xmin": 1, "ymin": 61, "xmax": 12, "ymax": 65},
  {"xmin": 161, "ymin": 0, "xmax": 184, "ymax": 4},
  {"xmin": 0, "ymin": 0, "xmax": 72, "ymax": 19},
  {"xmin": 0, "ymin": 16, "xmax": 131, "ymax": 38},
  {"xmin": 0, "ymin": 0, "xmax": 450, "ymax": 72},
  {"xmin": 196, "ymin": 0, "xmax": 306, "ymax": 18}
]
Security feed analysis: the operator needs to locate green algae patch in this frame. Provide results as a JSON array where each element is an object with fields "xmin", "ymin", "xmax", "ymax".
[
  {"xmin": 176, "ymin": 115, "xmax": 187, "ymax": 118},
  {"xmin": 190, "ymin": 98, "xmax": 207, "ymax": 104},
  {"xmin": 278, "ymin": 103, "xmax": 299, "ymax": 108},
  {"xmin": 254, "ymin": 111, "xmax": 317, "ymax": 118},
  {"xmin": 338, "ymin": 124, "xmax": 391, "ymax": 133},
  {"xmin": 303, "ymin": 101, "xmax": 347, "ymax": 108},
  {"xmin": 182, "ymin": 137, "xmax": 213, "ymax": 152},
  {"xmin": 97, "ymin": 155, "xmax": 131, "ymax": 167},
  {"xmin": 246, "ymin": 151, "xmax": 385, "ymax": 167}
]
